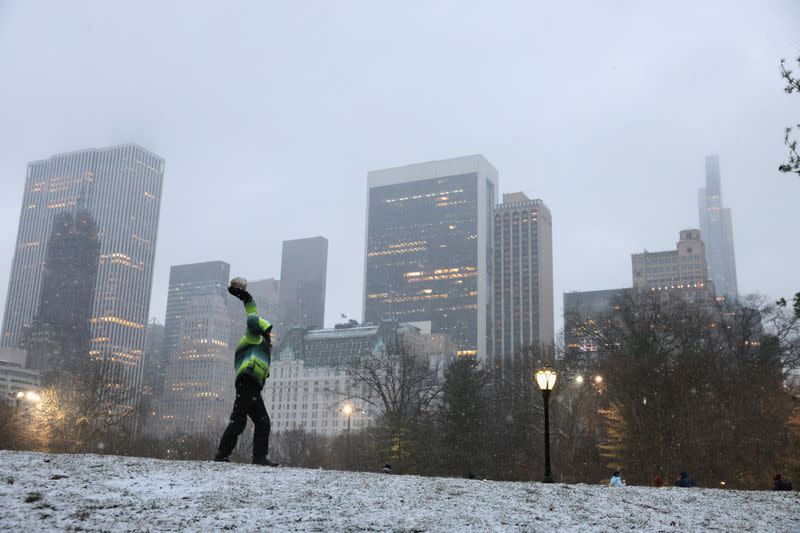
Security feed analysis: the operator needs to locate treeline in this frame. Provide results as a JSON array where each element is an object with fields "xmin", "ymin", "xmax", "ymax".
[
  {"xmin": 261, "ymin": 293, "xmax": 800, "ymax": 489},
  {"xmin": 2, "ymin": 293, "xmax": 798, "ymax": 490}
]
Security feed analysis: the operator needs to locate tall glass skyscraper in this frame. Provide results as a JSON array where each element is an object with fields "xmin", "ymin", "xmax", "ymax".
[
  {"xmin": 1, "ymin": 144, "xmax": 164, "ymax": 410},
  {"xmin": 698, "ymin": 155, "xmax": 738, "ymax": 300},
  {"xmin": 363, "ymin": 155, "xmax": 498, "ymax": 360}
]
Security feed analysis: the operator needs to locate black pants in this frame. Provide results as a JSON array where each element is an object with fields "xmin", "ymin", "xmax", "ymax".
[{"xmin": 217, "ymin": 376, "xmax": 270, "ymax": 460}]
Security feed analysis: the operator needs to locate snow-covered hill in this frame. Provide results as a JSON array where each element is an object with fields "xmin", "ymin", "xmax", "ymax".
[{"xmin": 0, "ymin": 451, "xmax": 798, "ymax": 532}]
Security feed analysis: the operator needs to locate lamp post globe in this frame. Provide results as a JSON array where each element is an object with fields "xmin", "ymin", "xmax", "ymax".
[{"xmin": 534, "ymin": 368, "xmax": 557, "ymax": 483}]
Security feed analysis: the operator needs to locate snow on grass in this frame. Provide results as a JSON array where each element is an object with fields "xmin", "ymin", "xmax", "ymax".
[{"xmin": 0, "ymin": 450, "xmax": 798, "ymax": 532}]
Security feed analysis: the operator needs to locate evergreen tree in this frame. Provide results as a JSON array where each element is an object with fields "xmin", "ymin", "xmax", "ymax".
[{"xmin": 438, "ymin": 356, "xmax": 489, "ymax": 477}]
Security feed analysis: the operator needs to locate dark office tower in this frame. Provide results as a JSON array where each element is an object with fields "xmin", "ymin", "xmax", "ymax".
[
  {"xmin": 364, "ymin": 155, "xmax": 498, "ymax": 360},
  {"xmin": 163, "ymin": 261, "xmax": 231, "ymax": 360},
  {"xmin": 1, "ymin": 144, "xmax": 164, "ymax": 411},
  {"xmin": 698, "ymin": 155, "xmax": 738, "ymax": 300},
  {"xmin": 278, "ymin": 238, "xmax": 328, "ymax": 330},
  {"xmin": 23, "ymin": 207, "xmax": 101, "ymax": 380},
  {"xmin": 492, "ymin": 193, "xmax": 553, "ymax": 368}
]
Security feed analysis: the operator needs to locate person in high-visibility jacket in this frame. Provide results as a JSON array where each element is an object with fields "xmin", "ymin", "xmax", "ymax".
[{"xmin": 214, "ymin": 281, "xmax": 277, "ymax": 466}]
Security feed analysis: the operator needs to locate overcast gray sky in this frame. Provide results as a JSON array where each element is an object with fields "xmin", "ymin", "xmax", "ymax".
[{"xmin": 1, "ymin": 1, "xmax": 798, "ymax": 334}]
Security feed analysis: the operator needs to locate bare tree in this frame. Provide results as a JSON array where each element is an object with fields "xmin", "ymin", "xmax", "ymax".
[
  {"xmin": 272, "ymin": 429, "xmax": 332, "ymax": 468},
  {"xmin": 587, "ymin": 292, "xmax": 798, "ymax": 488},
  {"xmin": 344, "ymin": 331, "xmax": 442, "ymax": 468},
  {"xmin": 550, "ymin": 349, "xmax": 608, "ymax": 484},
  {"xmin": 29, "ymin": 358, "xmax": 136, "ymax": 453},
  {"xmin": 0, "ymin": 401, "xmax": 30, "ymax": 450}
]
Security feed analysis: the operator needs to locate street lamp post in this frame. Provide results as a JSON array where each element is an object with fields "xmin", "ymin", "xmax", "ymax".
[
  {"xmin": 535, "ymin": 369, "xmax": 557, "ymax": 483},
  {"xmin": 341, "ymin": 403, "xmax": 354, "ymax": 469}
]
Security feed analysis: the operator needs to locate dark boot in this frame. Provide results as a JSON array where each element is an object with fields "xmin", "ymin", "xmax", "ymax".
[
  {"xmin": 213, "ymin": 453, "xmax": 230, "ymax": 462},
  {"xmin": 253, "ymin": 457, "xmax": 279, "ymax": 467}
]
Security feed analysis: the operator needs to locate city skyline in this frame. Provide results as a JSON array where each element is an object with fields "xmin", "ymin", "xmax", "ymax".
[
  {"xmin": 0, "ymin": 145, "xmax": 784, "ymax": 340},
  {"xmin": 0, "ymin": 3, "xmax": 797, "ymax": 337}
]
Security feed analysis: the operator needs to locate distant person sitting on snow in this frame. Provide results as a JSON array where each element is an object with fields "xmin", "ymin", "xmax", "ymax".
[
  {"xmin": 214, "ymin": 278, "xmax": 278, "ymax": 467},
  {"xmin": 609, "ymin": 472, "xmax": 624, "ymax": 487},
  {"xmin": 654, "ymin": 476, "xmax": 664, "ymax": 487},
  {"xmin": 382, "ymin": 463, "xmax": 392, "ymax": 474},
  {"xmin": 675, "ymin": 471, "xmax": 695, "ymax": 487},
  {"xmin": 772, "ymin": 474, "xmax": 792, "ymax": 491}
]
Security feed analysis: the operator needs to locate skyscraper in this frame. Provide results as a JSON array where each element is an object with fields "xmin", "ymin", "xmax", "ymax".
[
  {"xmin": 492, "ymin": 193, "xmax": 553, "ymax": 367},
  {"xmin": 23, "ymin": 206, "xmax": 100, "ymax": 381},
  {"xmin": 163, "ymin": 261, "xmax": 231, "ymax": 362},
  {"xmin": 364, "ymin": 155, "xmax": 498, "ymax": 360},
  {"xmin": 698, "ymin": 155, "xmax": 738, "ymax": 300},
  {"xmin": 157, "ymin": 295, "xmax": 234, "ymax": 436},
  {"xmin": 278, "ymin": 237, "xmax": 328, "ymax": 330},
  {"xmin": 1, "ymin": 144, "xmax": 164, "ymax": 410}
]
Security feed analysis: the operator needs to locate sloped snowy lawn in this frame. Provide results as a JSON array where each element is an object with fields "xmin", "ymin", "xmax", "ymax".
[{"xmin": 0, "ymin": 451, "xmax": 798, "ymax": 532}]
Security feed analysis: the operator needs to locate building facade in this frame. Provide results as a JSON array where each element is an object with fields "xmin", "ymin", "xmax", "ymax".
[
  {"xmin": 698, "ymin": 155, "xmax": 738, "ymax": 301},
  {"xmin": 363, "ymin": 155, "xmax": 498, "ymax": 360},
  {"xmin": 163, "ymin": 261, "xmax": 231, "ymax": 364},
  {"xmin": 0, "ymin": 348, "xmax": 40, "ymax": 405},
  {"xmin": 492, "ymin": 193, "xmax": 554, "ymax": 367},
  {"xmin": 267, "ymin": 320, "xmax": 454, "ymax": 436},
  {"xmin": 563, "ymin": 288, "xmax": 632, "ymax": 356},
  {"xmin": 278, "ymin": 237, "xmax": 328, "ymax": 332},
  {"xmin": 632, "ymin": 229, "xmax": 714, "ymax": 298},
  {"xmin": 1, "ymin": 144, "xmax": 164, "ymax": 411},
  {"xmin": 156, "ymin": 295, "xmax": 235, "ymax": 436}
]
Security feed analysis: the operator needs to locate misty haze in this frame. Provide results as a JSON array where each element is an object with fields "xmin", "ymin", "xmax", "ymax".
[{"xmin": 0, "ymin": 2, "xmax": 799, "ymax": 532}]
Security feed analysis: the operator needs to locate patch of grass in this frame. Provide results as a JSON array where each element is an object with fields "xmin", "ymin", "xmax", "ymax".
[
  {"xmin": 5, "ymin": 476, "xmax": 13, "ymax": 485},
  {"xmin": 24, "ymin": 492, "xmax": 42, "ymax": 503},
  {"xmin": 72, "ymin": 509, "xmax": 91, "ymax": 521}
]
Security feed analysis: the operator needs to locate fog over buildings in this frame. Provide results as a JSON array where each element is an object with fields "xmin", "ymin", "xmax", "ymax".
[{"xmin": 0, "ymin": 1, "xmax": 798, "ymax": 338}]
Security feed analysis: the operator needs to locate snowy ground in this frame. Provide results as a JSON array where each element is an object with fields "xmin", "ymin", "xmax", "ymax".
[{"xmin": 0, "ymin": 451, "xmax": 798, "ymax": 532}]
